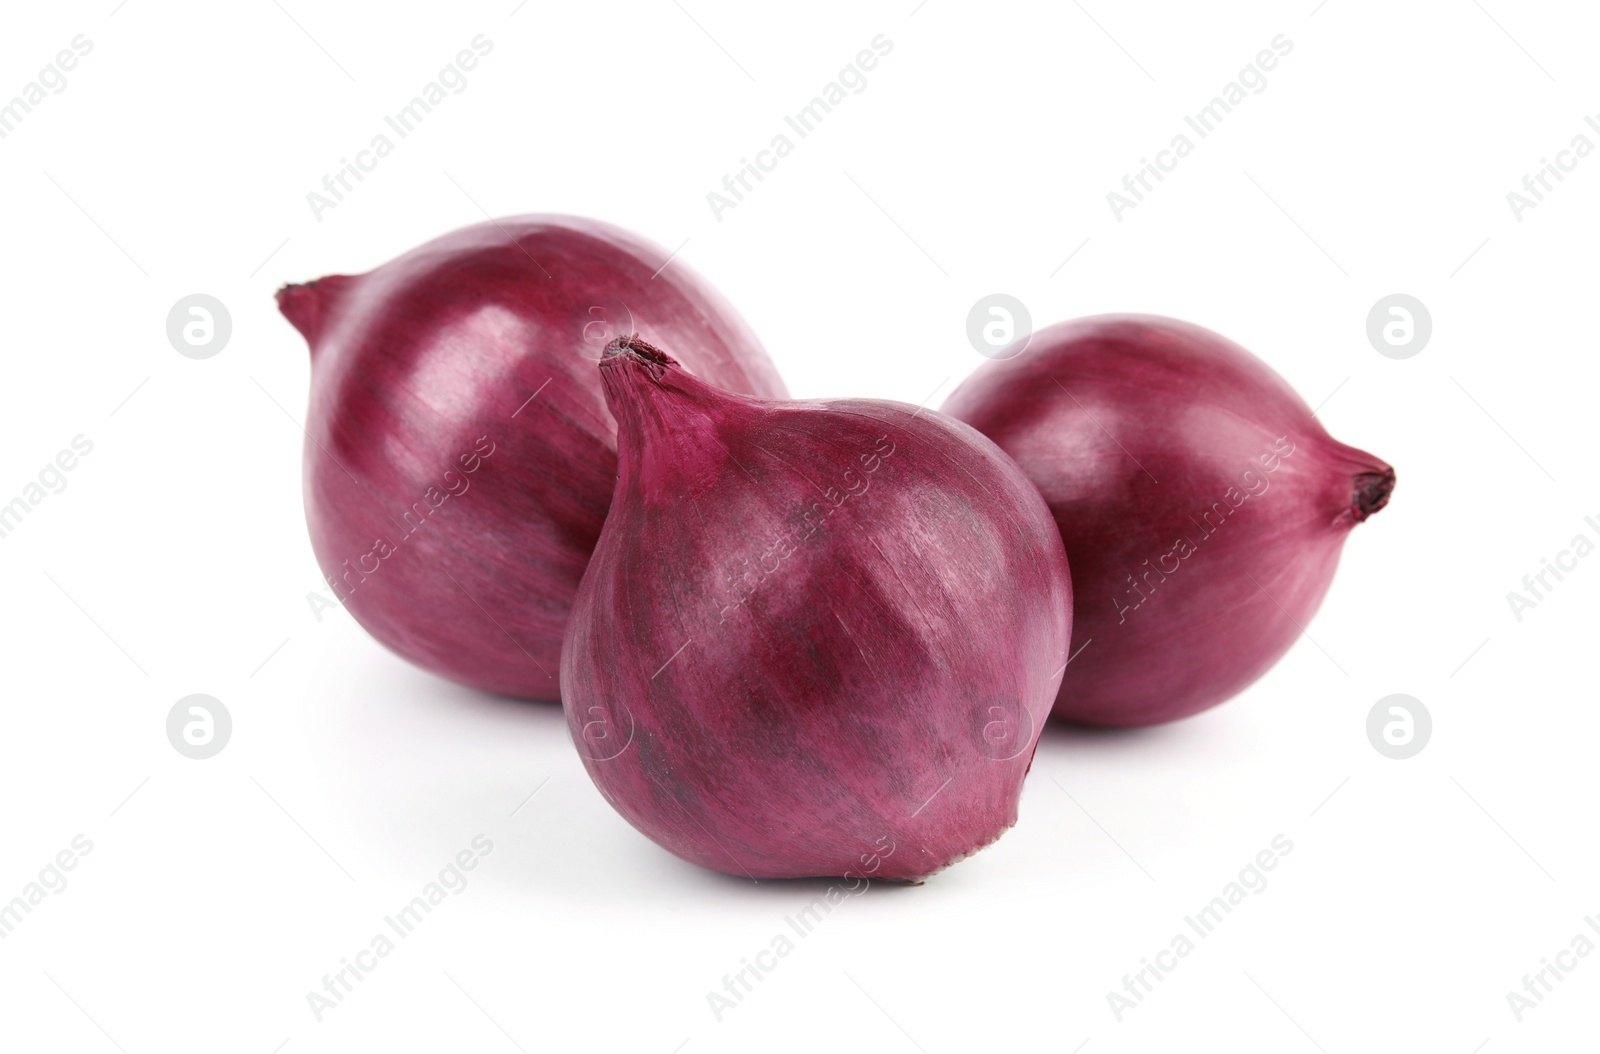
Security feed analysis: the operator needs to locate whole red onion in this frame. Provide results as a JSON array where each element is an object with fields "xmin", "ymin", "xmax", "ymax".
[
  {"xmin": 943, "ymin": 314, "xmax": 1394, "ymax": 728},
  {"xmin": 563, "ymin": 337, "xmax": 1072, "ymax": 881},
  {"xmin": 277, "ymin": 217, "xmax": 787, "ymax": 699}
]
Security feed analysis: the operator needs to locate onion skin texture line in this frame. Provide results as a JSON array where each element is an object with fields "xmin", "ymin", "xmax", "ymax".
[
  {"xmin": 278, "ymin": 216, "xmax": 788, "ymax": 700},
  {"xmin": 562, "ymin": 337, "xmax": 1073, "ymax": 882},
  {"xmin": 944, "ymin": 314, "xmax": 1394, "ymax": 728}
]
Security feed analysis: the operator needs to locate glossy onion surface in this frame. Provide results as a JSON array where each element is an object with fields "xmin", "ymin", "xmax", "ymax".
[
  {"xmin": 278, "ymin": 216, "xmax": 788, "ymax": 699},
  {"xmin": 944, "ymin": 314, "xmax": 1394, "ymax": 727},
  {"xmin": 562, "ymin": 338, "xmax": 1072, "ymax": 881}
]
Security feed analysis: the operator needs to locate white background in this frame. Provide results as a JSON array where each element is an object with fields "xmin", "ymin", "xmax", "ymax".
[{"xmin": 1, "ymin": 0, "xmax": 1595, "ymax": 1051}]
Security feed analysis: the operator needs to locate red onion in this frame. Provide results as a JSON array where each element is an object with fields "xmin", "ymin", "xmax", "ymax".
[
  {"xmin": 943, "ymin": 314, "xmax": 1394, "ymax": 727},
  {"xmin": 562, "ymin": 337, "xmax": 1072, "ymax": 881},
  {"xmin": 277, "ymin": 217, "xmax": 787, "ymax": 699}
]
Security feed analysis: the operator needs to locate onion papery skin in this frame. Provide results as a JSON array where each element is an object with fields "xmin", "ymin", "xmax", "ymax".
[
  {"xmin": 278, "ymin": 216, "xmax": 788, "ymax": 700},
  {"xmin": 562, "ymin": 338, "xmax": 1072, "ymax": 881},
  {"xmin": 943, "ymin": 314, "xmax": 1394, "ymax": 728}
]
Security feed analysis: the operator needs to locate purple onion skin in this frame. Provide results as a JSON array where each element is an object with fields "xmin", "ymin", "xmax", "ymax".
[
  {"xmin": 562, "ymin": 338, "xmax": 1072, "ymax": 881},
  {"xmin": 277, "ymin": 216, "xmax": 787, "ymax": 700},
  {"xmin": 943, "ymin": 314, "xmax": 1394, "ymax": 728}
]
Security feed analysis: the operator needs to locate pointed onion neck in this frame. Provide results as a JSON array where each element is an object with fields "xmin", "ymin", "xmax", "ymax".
[
  {"xmin": 276, "ymin": 275, "xmax": 353, "ymax": 350},
  {"xmin": 601, "ymin": 334, "xmax": 676, "ymax": 370},
  {"xmin": 1351, "ymin": 466, "xmax": 1396, "ymax": 522},
  {"xmin": 598, "ymin": 335, "xmax": 681, "ymax": 416},
  {"xmin": 599, "ymin": 335, "xmax": 738, "ymax": 485}
]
